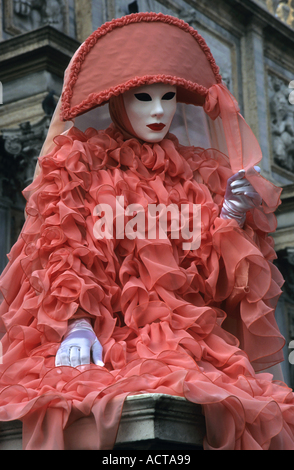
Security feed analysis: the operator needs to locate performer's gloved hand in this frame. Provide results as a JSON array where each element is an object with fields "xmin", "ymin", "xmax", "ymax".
[
  {"xmin": 220, "ymin": 166, "xmax": 262, "ymax": 227},
  {"xmin": 55, "ymin": 318, "xmax": 104, "ymax": 367}
]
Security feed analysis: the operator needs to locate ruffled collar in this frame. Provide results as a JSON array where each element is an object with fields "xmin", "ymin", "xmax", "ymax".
[{"xmin": 65, "ymin": 124, "xmax": 195, "ymax": 181}]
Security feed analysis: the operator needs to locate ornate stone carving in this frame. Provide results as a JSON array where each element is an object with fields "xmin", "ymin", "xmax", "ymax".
[
  {"xmin": 4, "ymin": 0, "xmax": 69, "ymax": 35},
  {"xmin": 0, "ymin": 116, "xmax": 50, "ymax": 201},
  {"xmin": 264, "ymin": 0, "xmax": 294, "ymax": 28},
  {"xmin": 268, "ymin": 73, "xmax": 294, "ymax": 173}
]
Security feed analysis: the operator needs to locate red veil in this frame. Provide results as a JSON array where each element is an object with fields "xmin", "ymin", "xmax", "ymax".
[{"xmin": 0, "ymin": 13, "xmax": 293, "ymax": 450}]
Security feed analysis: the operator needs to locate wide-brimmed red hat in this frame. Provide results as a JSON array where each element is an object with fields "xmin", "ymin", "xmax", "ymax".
[
  {"xmin": 60, "ymin": 12, "xmax": 222, "ymax": 120},
  {"xmin": 52, "ymin": 12, "xmax": 281, "ymax": 211}
]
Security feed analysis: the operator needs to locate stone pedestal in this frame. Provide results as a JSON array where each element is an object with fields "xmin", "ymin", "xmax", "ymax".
[
  {"xmin": 0, "ymin": 394, "xmax": 205, "ymax": 450},
  {"xmin": 115, "ymin": 394, "xmax": 205, "ymax": 450},
  {"xmin": 0, "ymin": 420, "xmax": 22, "ymax": 451}
]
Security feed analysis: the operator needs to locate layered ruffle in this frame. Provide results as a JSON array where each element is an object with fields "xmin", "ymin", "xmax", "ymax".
[{"xmin": 0, "ymin": 125, "xmax": 292, "ymax": 450}]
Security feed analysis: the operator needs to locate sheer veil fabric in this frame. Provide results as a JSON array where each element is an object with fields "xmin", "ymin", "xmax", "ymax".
[{"xmin": 0, "ymin": 13, "xmax": 293, "ymax": 450}]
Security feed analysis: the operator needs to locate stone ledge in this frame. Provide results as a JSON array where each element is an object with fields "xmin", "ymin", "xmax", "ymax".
[
  {"xmin": 0, "ymin": 394, "xmax": 205, "ymax": 450},
  {"xmin": 0, "ymin": 420, "xmax": 22, "ymax": 451},
  {"xmin": 0, "ymin": 26, "xmax": 79, "ymax": 83},
  {"xmin": 115, "ymin": 394, "xmax": 205, "ymax": 450}
]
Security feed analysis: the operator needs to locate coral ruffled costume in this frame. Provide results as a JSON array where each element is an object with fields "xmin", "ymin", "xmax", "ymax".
[{"xmin": 0, "ymin": 13, "xmax": 293, "ymax": 450}]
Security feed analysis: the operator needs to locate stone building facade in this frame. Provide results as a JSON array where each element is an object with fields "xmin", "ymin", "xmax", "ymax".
[{"xmin": 1, "ymin": 0, "xmax": 294, "ymax": 386}]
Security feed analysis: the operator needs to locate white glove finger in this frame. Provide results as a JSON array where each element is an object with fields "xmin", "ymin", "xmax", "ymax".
[
  {"xmin": 231, "ymin": 177, "xmax": 251, "ymax": 186},
  {"xmin": 231, "ymin": 186, "xmax": 253, "ymax": 196},
  {"xmin": 56, "ymin": 348, "xmax": 70, "ymax": 367},
  {"xmin": 92, "ymin": 339, "xmax": 104, "ymax": 367},
  {"xmin": 70, "ymin": 346, "xmax": 81, "ymax": 367},
  {"xmin": 55, "ymin": 349, "xmax": 62, "ymax": 367},
  {"xmin": 244, "ymin": 192, "xmax": 262, "ymax": 205},
  {"xmin": 228, "ymin": 169, "xmax": 245, "ymax": 184},
  {"xmin": 231, "ymin": 197, "xmax": 255, "ymax": 211},
  {"xmin": 231, "ymin": 180, "xmax": 252, "ymax": 191},
  {"xmin": 80, "ymin": 344, "xmax": 91, "ymax": 365}
]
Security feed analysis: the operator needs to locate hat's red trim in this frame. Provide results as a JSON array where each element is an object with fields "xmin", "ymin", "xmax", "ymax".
[
  {"xmin": 63, "ymin": 75, "xmax": 209, "ymax": 121},
  {"xmin": 61, "ymin": 12, "xmax": 222, "ymax": 121}
]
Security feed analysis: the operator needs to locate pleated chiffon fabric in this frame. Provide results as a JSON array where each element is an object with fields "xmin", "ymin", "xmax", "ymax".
[
  {"xmin": 0, "ymin": 125, "xmax": 293, "ymax": 449},
  {"xmin": 0, "ymin": 12, "xmax": 293, "ymax": 450}
]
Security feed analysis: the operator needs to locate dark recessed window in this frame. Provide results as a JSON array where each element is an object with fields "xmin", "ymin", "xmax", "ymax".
[{"xmin": 128, "ymin": 1, "xmax": 139, "ymax": 14}]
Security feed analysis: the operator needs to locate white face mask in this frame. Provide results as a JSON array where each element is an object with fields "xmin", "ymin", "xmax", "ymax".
[{"xmin": 123, "ymin": 83, "xmax": 177, "ymax": 143}]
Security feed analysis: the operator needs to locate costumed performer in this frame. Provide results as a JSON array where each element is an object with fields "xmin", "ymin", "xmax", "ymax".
[{"xmin": 0, "ymin": 13, "xmax": 293, "ymax": 450}]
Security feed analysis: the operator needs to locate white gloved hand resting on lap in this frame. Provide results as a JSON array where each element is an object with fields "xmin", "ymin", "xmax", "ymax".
[
  {"xmin": 55, "ymin": 318, "xmax": 104, "ymax": 368},
  {"xmin": 220, "ymin": 166, "xmax": 262, "ymax": 227}
]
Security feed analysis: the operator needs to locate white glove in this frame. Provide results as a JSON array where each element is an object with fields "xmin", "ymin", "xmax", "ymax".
[
  {"xmin": 55, "ymin": 319, "xmax": 104, "ymax": 368},
  {"xmin": 220, "ymin": 166, "xmax": 262, "ymax": 227}
]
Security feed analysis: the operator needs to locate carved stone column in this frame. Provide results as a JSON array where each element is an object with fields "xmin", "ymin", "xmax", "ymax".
[
  {"xmin": 0, "ymin": 115, "xmax": 53, "ymax": 267},
  {"xmin": 1, "ymin": 116, "xmax": 51, "ymax": 193},
  {"xmin": 241, "ymin": 18, "xmax": 272, "ymax": 175},
  {"xmin": 74, "ymin": 0, "xmax": 93, "ymax": 42}
]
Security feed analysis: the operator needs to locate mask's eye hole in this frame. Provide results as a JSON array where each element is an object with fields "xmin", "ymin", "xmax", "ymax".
[
  {"xmin": 134, "ymin": 93, "xmax": 152, "ymax": 102},
  {"xmin": 162, "ymin": 92, "xmax": 176, "ymax": 100}
]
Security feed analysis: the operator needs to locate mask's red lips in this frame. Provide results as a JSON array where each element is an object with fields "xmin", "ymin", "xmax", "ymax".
[{"xmin": 147, "ymin": 123, "xmax": 166, "ymax": 131}]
